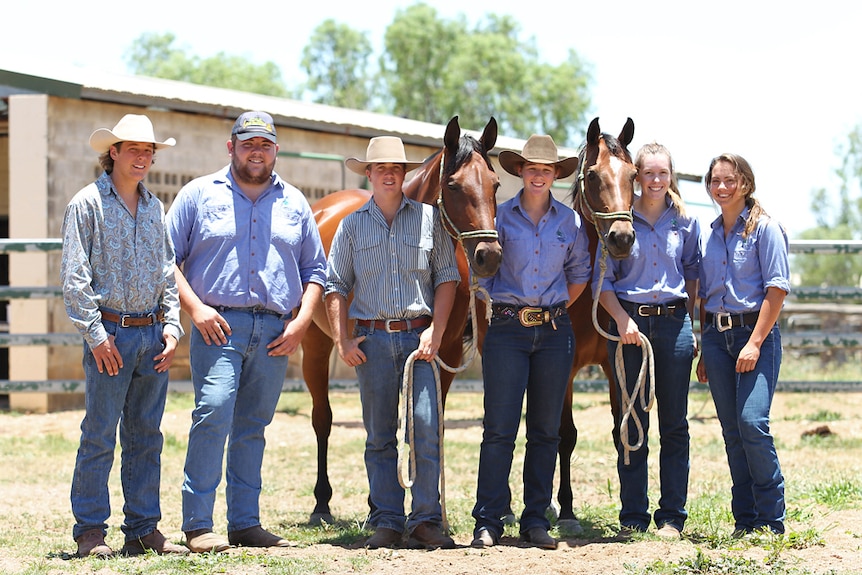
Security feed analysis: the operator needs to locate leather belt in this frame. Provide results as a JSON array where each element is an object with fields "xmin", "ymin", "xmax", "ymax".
[
  {"xmin": 100, "ymin": 309, "xmax": 165, "ymax": 328},
  {"xmin": 356, "ymin": 316, "xmax": 432, "ymax": 333},
  {"xmin": 704, "ymin": 311, "xmax": 760, "ymax": 332},
  {"xmin": 492, "ymin": 303, "xmax": 568, "ymax": 328},
  {"xmin": 619, "ymin": 298, "xmax": 686, "ymax": 317}
]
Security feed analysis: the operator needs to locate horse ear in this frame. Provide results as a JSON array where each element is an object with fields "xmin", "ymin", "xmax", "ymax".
[
  {"xmin": 619, "ymin": 118, "xmax": 635, "ymax": 148},
  {"xmin": 481, "ymin": 117, "xmax": 497, "ymax": 152},
  {"xmin": 444, "ymin": 116, "xmax": 460, "ymax": 151},
  {"xmin": 587, "ymin": 117, "xmax": 601, "ymax": 145}
]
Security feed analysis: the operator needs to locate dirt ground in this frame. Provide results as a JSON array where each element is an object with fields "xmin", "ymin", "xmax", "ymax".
[{"xmin": 1, "ymin": 389, "xmax": 861, "ymax": 575}]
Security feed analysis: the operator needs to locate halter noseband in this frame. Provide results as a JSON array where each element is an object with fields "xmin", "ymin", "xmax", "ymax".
[
  {"xmin": 436, "ymin": 150, "xmax": 499, "ymax": 243},
  {"xmin": 575, "ymin": 158, "xmax": 633, "ymax": 236}
]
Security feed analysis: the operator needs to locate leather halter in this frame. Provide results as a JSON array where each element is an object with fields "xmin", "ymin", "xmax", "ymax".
[
  {"xmin": 436, "ymin": 151, "xmax": 498, "ymax": 243},
  {"xmin": 575, "ymin": 151, "xmax": 633, "ymax": 235}
]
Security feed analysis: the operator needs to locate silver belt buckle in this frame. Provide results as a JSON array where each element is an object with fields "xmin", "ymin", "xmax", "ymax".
[
  {"xmin": 715, "ymin": 313, "xmax": 733, "ymax": 332},
  {"xmin": 385, "ymin": 319, "xmax": 402, "ymax": 333},
  {"xmin": 637, "ymin": 305, "xmax": 651, "ymax": 317}
]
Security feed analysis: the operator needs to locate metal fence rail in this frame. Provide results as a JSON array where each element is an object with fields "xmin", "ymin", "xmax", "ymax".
[{"xmin": 1, "ymin": 238, "xmax": 860, "ymax": 395}]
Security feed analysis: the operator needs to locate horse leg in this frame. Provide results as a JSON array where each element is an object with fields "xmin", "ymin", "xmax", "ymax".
[
  {"xmin": 555, "ymin": 369, "xmax": 582, "ymax": 533},
  {"xmin": 603, "ymin": 357, "xmax": 622, "ymax": 450},
  {"xmin": 301, "ymin": 320, "xmax": 335, "ymax": 526}
]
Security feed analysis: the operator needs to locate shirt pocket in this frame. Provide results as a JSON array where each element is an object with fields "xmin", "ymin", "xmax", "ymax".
[
  {"xmin": 403, "ymin": 233, "xmax": 432, "ymax": 273},
  {"xmin": 201, "ymin": 204, "xmax": 235, "ymax": 239},
  {"xmin": 731, "ymin": 237, "xmax": 759, "ymax": 278},
  {"xmin": 354, "ymin": 232, "xmax": 388, "ymax": 278},
  {"xmin": 272, "ymin": 204, "xmax": 303, "ymax": 247}
]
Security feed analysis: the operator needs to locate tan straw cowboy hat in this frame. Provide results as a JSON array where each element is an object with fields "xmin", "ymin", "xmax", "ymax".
[
  {"xmin": 345, "ymin": 136, "xmax": 424, "ymax": 175},
  {"xmin": 498, "ymin": 134, "xmax": 579, "ymax": 179},
  {"xmin": 89, "ymin": 114, "xmax": 176, "ymax": 153}
]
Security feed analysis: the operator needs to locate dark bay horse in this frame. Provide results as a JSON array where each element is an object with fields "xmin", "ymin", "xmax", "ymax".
[
  {"xmin": 300, "ymin": 116, "xmax": 501, "ymax": 524},
  {"xmin": 555, "ymin": 117, "xmax": 637, "ymax": 528}
]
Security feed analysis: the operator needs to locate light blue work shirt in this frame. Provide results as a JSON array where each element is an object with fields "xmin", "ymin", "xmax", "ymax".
[
  {"xmin": 167, "ymin": 166, "xmax": 326, "ymax": 315},
  {"xmin": 480, "ymin": 191, "xmax": 591, "ymax": 307},
  {"xmin": 698, "ymin": 207, "xmax": 791, "ymax": 314},
  {"xmin": 325, "ymin": 195, "xmax": 460, "ymax": 319},
  {"xmin": 594, "ymin": 197, "xmax": 701, "ymax": 304}
]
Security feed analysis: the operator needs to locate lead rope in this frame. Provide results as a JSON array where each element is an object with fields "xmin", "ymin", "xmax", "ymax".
[
  {"xmin": 398, "ymin": 274, "xmax": 491, "ymax": 532},
  {"xmin": 576, "ymin": 170, "xmax": 655, "ymax": 465}
]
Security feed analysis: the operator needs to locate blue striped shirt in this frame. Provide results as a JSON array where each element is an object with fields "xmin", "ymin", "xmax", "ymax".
[
  {"xmin": 480, "ymin": 191, "xmax": 591, "ymax": 307},
  {"xmin": 324, "ymin": 196, "xmax": 460, "ymax": 319},
  {"xmin": 167, "ymin": 166, "xmax": 327, "ymax": 315},
  {"xmin": 698, "ymin": 207, "xmax": 791, "ymax": 314},
  {"xmin": 60, "ymin": 171, "xmax": 182, "ymax": 348},
  {"xmin": 594, "ymin": 197, "xmax": 701, "ymax": 304}
]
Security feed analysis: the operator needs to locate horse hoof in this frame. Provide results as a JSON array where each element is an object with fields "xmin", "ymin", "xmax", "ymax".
[
  {"xmin": 557, "ymin": 518, "xmax": 584, "ymax": 535},
  {"xmin": 310, "ymin": 512, "xmax": 334, "ymax": 526}
]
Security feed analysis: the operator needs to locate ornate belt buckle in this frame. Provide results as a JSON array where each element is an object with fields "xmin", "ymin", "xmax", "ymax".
[
  {"xmin": 715, "ymin": 313, "xmax": 733, "ymax": 332},
  {"xmin": 518, "ymin": 307, "xmax": 544, "ymax": 328}
]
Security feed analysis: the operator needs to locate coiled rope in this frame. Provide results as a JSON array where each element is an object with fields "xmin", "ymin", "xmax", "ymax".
[{"xmin": 397, "ymin": 275, "xmax": 491, "ymax": 531}]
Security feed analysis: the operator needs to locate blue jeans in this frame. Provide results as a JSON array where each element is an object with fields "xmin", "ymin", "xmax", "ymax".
[
  {"xmin": 472, "ymin": 314, "xmax": 574, "ymax": 539},
  {"xmin": 182, "ymin": 309, "xmax": 290, "ymax": 533},
  {"xmin": 354, "ymin": 323, "xmax": 443, "ymax": 532},
  {"xmin": 71, "ymin": 312, "xmax": 169, "ymax": 541},
  {"xmin": 702, "ymin": 322, "xmax": 785, "ymax": 534},
  {"xmin": 608, "ymin": 306, "xmax": 692, "ymax": 531}
]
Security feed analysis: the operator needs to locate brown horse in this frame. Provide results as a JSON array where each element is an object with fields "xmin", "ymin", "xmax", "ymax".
[
  {"xmin": 301, "ymin": 116, "xmax": 501, "ymax": 524},
  {"xmin": 555, "ymin": 116, "xmax": 637, "ymax": 528}
]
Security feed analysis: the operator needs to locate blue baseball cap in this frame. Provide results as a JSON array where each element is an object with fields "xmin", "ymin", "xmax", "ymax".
[{"xmin": 232, "ymin": 111, "xmax": 277, "ymax": 143}]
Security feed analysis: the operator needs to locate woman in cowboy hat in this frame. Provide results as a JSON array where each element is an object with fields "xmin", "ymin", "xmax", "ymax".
[
  {"xmin": 61, "ymin": 114, "xmax": 187, "ymax": 557},
  {"xmin": 325, "ymin": 136, "xmax": 459, "ymax": 550},
  {"xmin": 471, "ymin": 135, "xmax": 591, "ymax": 550}
]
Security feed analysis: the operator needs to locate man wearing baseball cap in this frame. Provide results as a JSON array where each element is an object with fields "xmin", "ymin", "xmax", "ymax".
[
  {"xmin": 167, "ymin": 111, "xmax": 326, "ymax": 552},
  {"xmin": 61, "ymin": 114, "xmax": 187, "ymax": 557}
]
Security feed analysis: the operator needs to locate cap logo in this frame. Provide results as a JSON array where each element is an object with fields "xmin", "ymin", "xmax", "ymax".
[{"xmin": 240, "ymin": 117, "xmax": 273, "ymax": 132}]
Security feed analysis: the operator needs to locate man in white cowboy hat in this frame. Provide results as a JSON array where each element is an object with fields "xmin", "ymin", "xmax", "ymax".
[
  {"xmin": 61, "ymin": 114, "xmax": 187, "ymax": 557},
  {"xmin": 325, "ymin": 136, "xmax": 459, "ymax": 550},
  {"xmin": 167, "ymin": 111, "xmax": 326, "ymax": 553}
]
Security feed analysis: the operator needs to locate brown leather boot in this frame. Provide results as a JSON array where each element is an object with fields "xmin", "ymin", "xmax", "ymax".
[
  {"xmin": 406, "ymin": 523, "xmax": 456, "ymax": 550},
  {"xmin": 76, "ymin": 529, "xmax": 112, "ymax": 558},
  {"xmin": 121, "ymin": 529, "xmax": 190, "ymax": 555},
  {"xmin": 227, "ymin": 525, "xmax": 290, "ymax": 548},
  {"xmin": 184, "ymin": 528, "xmax": 230, "ymax": 553}
]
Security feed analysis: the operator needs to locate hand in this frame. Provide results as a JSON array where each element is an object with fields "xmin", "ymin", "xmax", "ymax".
[
  {"xmin": 154, "ymin": 334, "xmax": 178, "ymax": 373},
  {"xmin": 336, "ymin": 336, "xmax": 367, "ymax": 367},
  {"xmin": 191, "ymin": 305, "xmax": 231, "ymax": 345},
  {"xmin": 92, "ymin": 335, "xmax": 123, "ymax": 376},
  {"xmin": 696, "ymin": 356, "xmax": 708, "ymax": 383},
  {"xmin": 267, "ymin": 319, "xmax": 307, "ymax": 356},
  {"xmin": 618, "ymin": 317, "xmax": 641, "ymax": 347},
  {"xmin": 416, "ymin": 327, "xmax": 441, "ymax": 361},
  {"xmin": 736, "ymin": 341, "xmax": 761, "ymax": 373}
]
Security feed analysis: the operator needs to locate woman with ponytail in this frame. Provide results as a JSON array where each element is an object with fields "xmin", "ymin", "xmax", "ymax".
[
  {"xmin": 594, "ymin": 142, "xmax": 701, "ymax": 539},
  {"xmin": 696, "ymin": 153, "xmax": 790, "ymax": 536}
]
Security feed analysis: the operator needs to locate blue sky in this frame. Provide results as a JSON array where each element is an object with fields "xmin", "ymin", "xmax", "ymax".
[{"xmin": 4, "ymin": 0, "xmax": 861, "ymax": 236}]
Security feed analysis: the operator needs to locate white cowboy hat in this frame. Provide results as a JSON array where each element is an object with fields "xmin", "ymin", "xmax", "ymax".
[
  {"xmin": 345, "ymin": 136, "xmax": 424, "ymax": 175},
  {"xmin": 498, "ymin": 134, "xmax": 579, "ymax": 179},
  {"xmin": 88, "ymin": 114, "xmax": 176, "ymax": 153}
]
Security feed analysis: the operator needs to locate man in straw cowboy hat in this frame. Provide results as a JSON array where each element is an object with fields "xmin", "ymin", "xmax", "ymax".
[
  {"xmin": 61, "ymin": 114, "xmax": 187, "ymax": 557},
  {"xmin": 167, "ymin": 111, "xmax": 326, "ymax": 552},
  {"xmin": 470, "ymin": 134, "xmax": 591, "ymax": 550},
  {"xmin": 325, "ymin": 136, "xmax": 459, "ymax": 549}
]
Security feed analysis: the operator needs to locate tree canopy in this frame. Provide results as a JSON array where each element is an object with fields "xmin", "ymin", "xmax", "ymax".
[
  {"xmin": 794, "ymin": 125, "xmax": 862, "ymax": 287},
  {"xmin": 123, "ymin": 5, "xmax": 592, "ymax": 145}
]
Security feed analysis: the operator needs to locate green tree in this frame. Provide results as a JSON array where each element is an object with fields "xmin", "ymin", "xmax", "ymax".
[
  {"xmin": 300, "ymin": 19, "xmax": 374, "ymax": 110},
  {"xmin": 124, "ymin": 32, "xmax": 289, "ymax": 97},
  {"xmin": 795, "ymin": 125, "xmax": 862, "ymax": 286},
  {"xmin": 380, "ymin": 6, "xmax": 591, "ymax": 144}
]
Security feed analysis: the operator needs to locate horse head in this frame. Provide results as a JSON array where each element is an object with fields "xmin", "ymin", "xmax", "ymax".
[
  {"xmin": 573, "ymin": 117, "xmax": 637, "ymax": 259},
  {"xmin": 436, "ymin": 116, "xmax": 502, "ymax": 278}
]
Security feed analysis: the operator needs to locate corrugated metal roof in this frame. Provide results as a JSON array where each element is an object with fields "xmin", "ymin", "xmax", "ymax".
[{"xmin": 0, "ymin": 59, "xmax": 551, "ymax": 155}]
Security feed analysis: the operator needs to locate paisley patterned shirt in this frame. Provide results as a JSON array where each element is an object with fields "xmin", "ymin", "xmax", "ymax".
[{"xmin": 60, "ymin": 171, "xmax": 182, "ymax": 348}]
